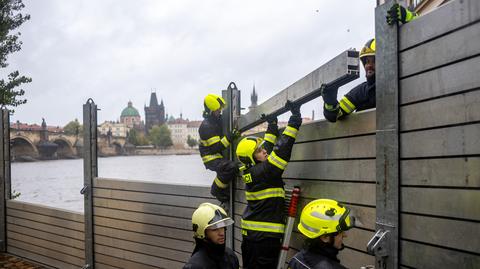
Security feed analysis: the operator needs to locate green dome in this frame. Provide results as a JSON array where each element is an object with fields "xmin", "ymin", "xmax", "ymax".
[{"xmin": 121, "ymin": 101, "xmax": 140, "ymax": 117}]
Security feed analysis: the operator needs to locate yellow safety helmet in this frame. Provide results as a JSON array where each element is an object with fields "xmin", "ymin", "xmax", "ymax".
[
  {"xmin": 192, "ymin": 203, "xmax": 234, "ymax": 239},
  {"xmin": 204, "ymin": 94, "xmax": 226, "ymax": 114},
  {"xmin": 359, "ymin": 38, "xmax": 375, "ymax": 62},
  {"xmin": 236, "ymin": 136, "xmax": 265, "ymax": 166},
  {"xmin": 298, "ymin": 199, "xmax": 354, "ymax": 239}
]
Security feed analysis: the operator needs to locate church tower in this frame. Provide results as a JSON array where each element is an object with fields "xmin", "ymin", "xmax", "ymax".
[
  {"xmin": 145, "ymin": 92, "xmax": 166, "ymax": 133},
  {"xmin": 249, "ymin": 84, "xmax": 258, "ymax": 111}
]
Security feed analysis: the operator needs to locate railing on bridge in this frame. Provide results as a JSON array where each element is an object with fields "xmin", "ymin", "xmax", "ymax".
[{"xmin": 0, "ymin": 0, "xmax": 478, "ymax": 268}]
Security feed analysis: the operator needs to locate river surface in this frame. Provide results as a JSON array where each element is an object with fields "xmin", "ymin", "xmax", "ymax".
[{"xmin": 11, "ymin": 155, "xmax": 214, "ymax": 212}]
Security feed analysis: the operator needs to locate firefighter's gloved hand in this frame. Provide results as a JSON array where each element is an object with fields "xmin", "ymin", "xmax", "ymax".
[
  {"xmin": 321, "ymin": 86, "xmax": 339, "ymax": 106},
  {"xmin": 261, "ymin": 113, "xmax": 278, "ymax": 125},
  {"xmin": 285, "ymin": 100, "xmax": 301, "ymax": 117},
  {"xmin": 387, "ymin": 3, "xmax": 417, "ymax": 25},
  {"xmin": 226, "ymin": 128, "xmax": 241, "ymax": 142}
]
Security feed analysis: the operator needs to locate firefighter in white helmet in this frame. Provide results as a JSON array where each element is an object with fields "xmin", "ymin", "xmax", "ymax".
[{"xmin": 183, "ymin": 203, "xmax": 239, "ymax": 269}]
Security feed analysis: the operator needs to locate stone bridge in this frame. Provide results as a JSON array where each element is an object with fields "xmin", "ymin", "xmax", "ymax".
[{"xmin": 10, "ymin": 129, "xmax": 126, "ymax": 161}]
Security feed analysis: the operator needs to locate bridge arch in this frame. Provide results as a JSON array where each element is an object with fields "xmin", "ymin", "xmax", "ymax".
[
  {"xmin": 53, "ymin": 138, "xmax": 75, "ymax": 158},
  {"xmin": 112, "ymin": 142, "xmax": 123, "ymax": 155},
  {"xmin": 10, "ymin": 136, "xmax": 39, "ymax": 161}
]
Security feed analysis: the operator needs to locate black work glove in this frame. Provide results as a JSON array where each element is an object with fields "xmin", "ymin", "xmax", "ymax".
[
  {"xmin": 321, "ymin": 86, "xmax": 339, "ymax": 106},
  {"xmin": 285, "ymin": 100, "xmax": 301, "ymax": 117},
  {"xmin": 285, "ymin": 100, "xmax": 302, "ymax": 127},
  {"xmin": 226, "ymin": 128, "xmax": 241, "ymax": 142},
  {"xmin": 261, "ymin": 113, "xmax": 278, "ymax": 125},
  {"xmin": 262, "ymin": 113, "xmax": 278, "ymax": 135},
  {"xmin": 387, "ymin": 3, "xmax": 417, "ymax": 25}
]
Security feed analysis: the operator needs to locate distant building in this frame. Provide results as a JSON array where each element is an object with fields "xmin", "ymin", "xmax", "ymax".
[
  {"xmin": 99, "ymin": 121, "xmax": 128, "ymax": 137},
  {"xmin": 166, "ymin": 114, "xmax": 201, "ymax": 148},
  {"xmin": 120, "ymin": 101, "xmax": 142, "ymax": 129},
  {"xmin": 11, "ymin": 120, "xmax": 63, "ymax": 133},
  {"xmin": 145, "ymin": 92, "xmax": 166, "ymax": 133}
]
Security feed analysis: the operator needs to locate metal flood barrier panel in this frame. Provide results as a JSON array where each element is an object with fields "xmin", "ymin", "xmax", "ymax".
[
  {"xmin": 92, "ymin": 178, "xmax": 216, "ymax": 269},
  {"xmin": 5, "ymin": 200, "xmax": 85, "ymax": 268},
  {"xmin": 233, "ymin": 111, "xmax": 377, "ymax": 269},
  {"xmin": 396, "ymin": 0, "xmax": 480, "ymax": 267}
]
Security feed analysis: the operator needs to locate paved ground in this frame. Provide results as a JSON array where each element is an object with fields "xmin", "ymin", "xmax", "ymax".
[{"xmin": 0, "ymin": 254, "xmax": 45, "ymax": 269}]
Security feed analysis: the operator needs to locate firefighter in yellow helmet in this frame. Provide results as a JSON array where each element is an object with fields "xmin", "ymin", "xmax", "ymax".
[
  {"xmin": 288, "ymin": 199, "xmax": 355, "ymax": 269},
  {"xmin": 321, "ymin": 38, "xmax": 376, "ymax": 122},
  {"xmin": 183, "ymin": 203, "xmax": 239, "ymax": 269},
  {"xmin": 236, "ymin": 101, "xmax": 302, "ymax": 269},
  {"xmin": 199, "ymin": 93, "xmax": 240, "ymax": 203}
]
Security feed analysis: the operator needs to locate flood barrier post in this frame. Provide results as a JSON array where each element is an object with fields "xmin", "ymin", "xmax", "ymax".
[
  {"xmin": 222, "ymin": 82, "xmax": 241, "ymax": 249},
  {"xmin": 82, "ymin": 100, "xmax": 98, "ymax": 268},
  {"xmin": 0, "ymin": 108, "xmax": 11, "ymax": 252},
  {"xmin": 371, "ymin": 1, "xmax": 400, "ymax": 268}
]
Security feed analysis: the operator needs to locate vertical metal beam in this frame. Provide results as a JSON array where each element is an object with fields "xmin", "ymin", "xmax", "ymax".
[
  {"xmin": 82, "ymin": 99, "xmax": 97, "ymax": 269},
  {"xmin": 374, "ymin": 1, "xmax": 400, "ymax": 269},
  {"xmin": 0, "ymin": 108, "xmax": 10, "ymax": 252},
  {"xmin": 222, "ymin": 82, "xmax": 240, "ymax": 250}
]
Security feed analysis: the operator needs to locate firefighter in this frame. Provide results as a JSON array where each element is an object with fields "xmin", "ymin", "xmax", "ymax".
[
  {"xmin": 288, "ymin": 199, "xmax": 355, "ymax": 269},
  {"xmin": 321, "ymin": 38, "xmax": 376, "ymax": 122},
  {"xmin": 183, "ymin": 203, "xmax": 239, "ymax": 269},
  {"xmin": 236, "ymin": 101, "xmax": 302, "ymax": 269},
  {"xmin": 199, "ymin": 93, "xmax": 240, "ymax": 203},
  {"xmin": 321, "ymin": 5, "xmax": 416, "ymax": 123}
]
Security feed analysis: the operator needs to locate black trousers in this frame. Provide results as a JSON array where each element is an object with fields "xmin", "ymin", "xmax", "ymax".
[
  {"xmin": 205, "ymin": 159, "xmax": 237, "ymax": 203},
  {"xmin": 241, "ymin": 237, "xmax": 282, "ymax": 269}
]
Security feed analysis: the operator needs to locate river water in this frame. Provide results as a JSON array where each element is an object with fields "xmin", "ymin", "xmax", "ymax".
[{"xmin": 11, "ymin": 155, "xmax": 214, "ymax": 212}]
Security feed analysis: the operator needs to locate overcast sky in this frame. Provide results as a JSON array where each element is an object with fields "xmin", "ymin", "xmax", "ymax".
[{"xmin": 6, "ymin": 0, "xmax": 376, "ymax": 126}]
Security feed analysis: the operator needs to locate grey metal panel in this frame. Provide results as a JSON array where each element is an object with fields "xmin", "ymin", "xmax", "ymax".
[
  {"xmin": 400, "ymin": 56, "xmax": 480, "ymax": 104},
  {"xmin": 8, "ymin": 246, "xmax": 79, "ymax": 269},
  {"xmin": 95, "ymin": 235, "xmax": 191, "ymax": 262},
  {"xmin": 6, "ymin": 216, "xmax": 84, "ymax": 241},
  {"xmin": 94, "ymin": 226, "xmax": 193, "ymax": 252},
  {"xmin": 238, "ymin": 49, "xmax": 359, "ymax": 131},
  {"xmin": 402, "ymin": 187, "xmax": 480, "ymax": 221},
  {"xmin": 401, "ymin": 240, "xmax": 480, "ymax": 269},
  {"xmin": 338, "ymin": 248, "xmax": 375, "ymax": 269},
  {"xmin": 399, "ymin": 0, "xmax": 480, "ymax": 51},
  {"xmin": 401, "ymin": 158, "xmax": 480, "ymax": 187},
  {"xmin": 295, "ymin": 110, "xmax": 376, "ymax": 143},
  {"xmin": 95, "ymin": 244, "xmax": 184, "ymax": 269},
  {"xmin": 0, "ymin": 108, "xmax": 10, "ymax": 252},
  {"xmin": 8, "ymin": 239, "xmax": 84, "ymax": 267},
  {"xmin": 283, "ymin": 179, "xmax": 376, "ymax": 206},
  {"xmin": 283, "ymin": 159, "xmax": 376, "ymax": 182},
  {"xmin": 401, "ymin": 123, "xmax": 480, "ymax": 158},
  {"xmin": 401, "ymin": 214, "xmax": 480, "ymax": 253},
  {"xmin": 95, "ymin": 262, "xmax": 121, "ymax": 269},
  {"xmin": 8, "ymin": 231, "xmax": 84, "ymax": 258},
  {"xmin": 8, "ymin": 223, "xmax": 85, "ymax": 250},
  {"xmin": 400, "ymin": 22, "xmax": 480, "ymax": 78},
  {"xmin": 93, "ymin": 188, "xmax": 217, "ymax": 208},
  {"xmin": 290, "ymin": 135, "xmax": 376, "ymax": 160},
  {"xmin": 94, "ymin": 216, "xmax": 192, "ymax": 242},
  {"xmin": 94, "ymin": 198, "xmax": 195, "ymax": 219},
  {"xmin": 94, "ymin": 178, "xmax": 211, "ymax": 197},
  {"xmin": 6, "ymin": 200, "xmax": 84, "ymax": 223},
  {"xmin": 94, "ymin": 207, "xmax": 190, "ymax": 230},
  {"xmin": 6, "ymin": 209, "xmax": 84, "ymax": 231},
  {"xmin": 401, "ymin": 90, "xmax": 480, "ymax": 131},
  {"xmin": 95, "ymin": 253, "xmax": 162, "ymax": 269}
]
